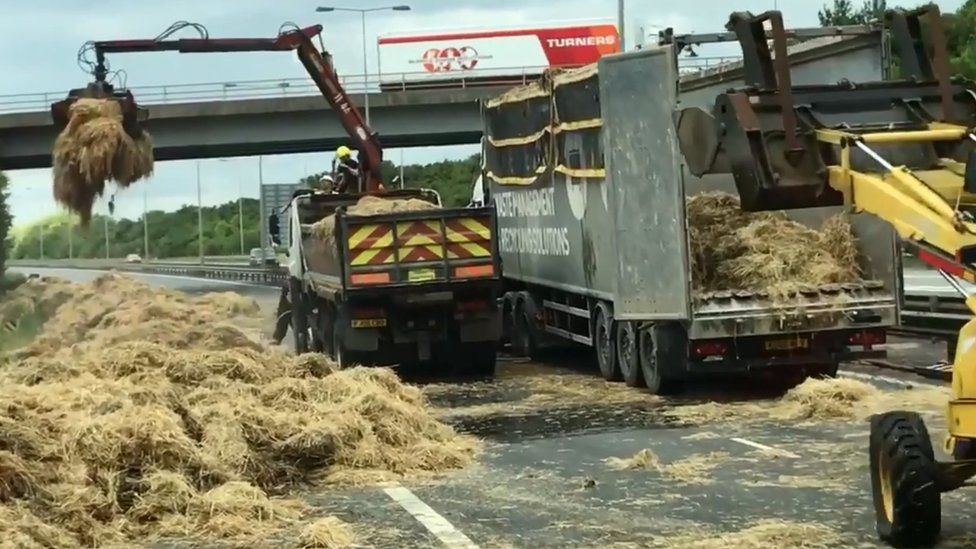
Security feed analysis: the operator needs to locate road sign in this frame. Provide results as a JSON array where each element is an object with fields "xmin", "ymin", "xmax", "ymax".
[{"xmin": 260, "ymin": 183, "xmax": 305, "ymax": 247}]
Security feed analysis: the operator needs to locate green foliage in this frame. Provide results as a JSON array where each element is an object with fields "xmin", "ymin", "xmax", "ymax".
[
  {"xmin": 12, "ymin": 198, "xmax": 262, "ymax": 260},
  {"xmin": 818, "ymin": 0, "xmax": 886, "ymax": 25},
  {"xmin": 0, "ymin": 172, "xmax": 10, "ymax": 278},
  {"xmin": 946, "ymin": 0, "xmax": 976, "ymax": 79},
  {"xmin": 0, "ymin": 272, "xmax": 24, "ymax": 294},
  {"xmin": 298, "ymin": 154, "xmax": 481, "ymax": 208},
  {"xmin": 819, "ymin": 1, "xmax": 976, "ymax": 80}
]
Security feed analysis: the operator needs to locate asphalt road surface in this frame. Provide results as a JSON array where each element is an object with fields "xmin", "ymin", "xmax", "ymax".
[{"xmin": 12, "ymin": 267, "xmax": 976, "ymax": 548}]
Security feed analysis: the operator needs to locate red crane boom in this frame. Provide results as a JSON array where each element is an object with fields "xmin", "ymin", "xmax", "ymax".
[{"xmin": 52, "ymin": 23, "xmax": 384, "ymax": 192}]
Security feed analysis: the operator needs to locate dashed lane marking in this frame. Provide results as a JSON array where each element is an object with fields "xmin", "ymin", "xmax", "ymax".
[
  {"xmin": 384, "ymin": 485, "xmax": 481, "ymax": 549},
  {"xmin": 729, "ymin": 437, "xmax": 801, "ymax": 459}
]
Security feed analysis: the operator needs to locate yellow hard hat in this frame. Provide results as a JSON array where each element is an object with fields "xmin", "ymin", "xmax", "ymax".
[{"xmin": 336, "ymin": 145, "xmax": 352, "ymax": 158}]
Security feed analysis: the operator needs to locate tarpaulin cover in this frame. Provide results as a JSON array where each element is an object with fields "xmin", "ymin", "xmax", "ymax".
[{"xmin": 486, "ymin": 63, "xmax": 605, "ymax": 185}]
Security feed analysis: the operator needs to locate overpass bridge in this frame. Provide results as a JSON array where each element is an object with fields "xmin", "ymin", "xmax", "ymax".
[
  {"xmin": 0, "ymin": 76, "xmax": 504, "ymax": 170},
  {"xmin": 0, "ymin": 56, "xmax": 741, "ymax": 171}
]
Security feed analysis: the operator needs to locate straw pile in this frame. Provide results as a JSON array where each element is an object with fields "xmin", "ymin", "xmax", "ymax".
[
  {"xmin": 0, "ymin": 273, "xmax": 477, "ymax": 546},
  {"xmin": 652, "ymin": 519, "xmax": 845, "ymax": 548},
  {"xmin": 311, "ymin": 195, "xmax": 439, "ymax": 249},
  {"xmin": 605, "ymin": 449, "xmax": 730, "ymax": 485},
  {"xmin": 686, "ymin": 192, "xmax": 861, "ymax": 298},
  {"xmin": 666, "ymin": 376, "xmax": 948, "ymax": 427},
  {"xmin": 52, "ymin": 98, "xmax": 154, "ymax": 224}
]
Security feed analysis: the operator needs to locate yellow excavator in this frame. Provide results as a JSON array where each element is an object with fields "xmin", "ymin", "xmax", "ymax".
[{"xmin": 677, "ymin": 5, "xmax": 976, "ymax": 546}]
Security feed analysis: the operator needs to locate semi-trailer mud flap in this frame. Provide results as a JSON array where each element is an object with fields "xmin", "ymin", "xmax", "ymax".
[
  {"xmin": 417, "ymin": 332, "xmax": 431, "ymax": 361},
  {"xmin": 459, "ymin": 315, "xmax": 502, "ymax": 343},
  {"xmin": 343, "ymin": 326, "xmax": 380, "ymax": 352}
]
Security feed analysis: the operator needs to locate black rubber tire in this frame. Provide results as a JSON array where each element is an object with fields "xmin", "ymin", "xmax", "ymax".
[
  {"xmin": 638, "ymin": 324, "xmax": 684, "ymax": 395},
  {"xmin": 332, "ymin": 326, "xmax": 349, "ymax": 369},
  {"xmin": 869, "ymin": 411, "xmax": 940, "ymax": 548},
  {"xmin": 616, "ymin": 321, "xmax": 644, "ymax": 388},
  {"xmin": 512, "ymin": 302, "xmax": 541, "ymax": 360},
  {"xmin": 289, "ymin": 279, "xmax": 310, "ymax": 355},
  {"xmin": 947, "ymin": 337, "xmax": 958, "ymax": 363},
  {"xmin": 309, "ymin": 302, "xmax": 327, "ymax": 354},
  {"xmin": 809, "ymin": 362, "xmax": 839, "ymax": 379},
  {"xmin": 594, "ymin": 303, "xmax": 622, "ymax": 382}
]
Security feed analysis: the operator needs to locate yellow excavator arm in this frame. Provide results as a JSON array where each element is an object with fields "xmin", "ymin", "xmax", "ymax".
[{"xmin": 817, "ymin": 125, "xmax": 976, "ymax": 284}]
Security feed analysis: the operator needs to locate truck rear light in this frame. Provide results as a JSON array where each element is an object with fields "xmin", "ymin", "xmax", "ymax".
[
  {"xmin": 692, "ymin": 340, "xmax": 728, "ymax": 358},
  {"xmin": 454, "ymin": 264, "xmax": 495, "ymax": 279},
  {"xmin": 849, "ymin": 329, "xmax": 886, "ymax": 348},
  {"xmin": 350, "ymin": 272, "xmax": 391, "ymax": 285},
  {"xmin": 352, "ymin": 306, "xmax": 385, "ymax": 319},
  {"xmin": 456, "ymin": 300, "xmax": 489, "ymax": 313}
]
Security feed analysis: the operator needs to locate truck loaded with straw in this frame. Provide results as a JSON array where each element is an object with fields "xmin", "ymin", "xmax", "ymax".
[
  {"xmin": 480, "ymin": 21, "xmax": 899, "ymax": 394},
  {"xmin": 284, "ymin": 189, "xmax": 502, "ymax": 376}
]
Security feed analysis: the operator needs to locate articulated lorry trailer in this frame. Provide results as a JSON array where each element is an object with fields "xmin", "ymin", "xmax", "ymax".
[{"xmin": 480, "ymin": 24, "xmax": 900, "ymax": 393}]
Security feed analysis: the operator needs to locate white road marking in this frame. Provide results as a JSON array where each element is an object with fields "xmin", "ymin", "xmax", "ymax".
[
  {"xmin": 729, "ymin": 437, "xmax": 801, "ymax": 459},
  {"xmin": 883, "ymin": 342, "xmax": 921, "ymax": 350},
  {"xmin": 384, "ymin": 485, "xmax": 480, "ymax": 549},
  {"xmin": 840, "ymin": 370, "xmax": 914, "ymax": 388}
]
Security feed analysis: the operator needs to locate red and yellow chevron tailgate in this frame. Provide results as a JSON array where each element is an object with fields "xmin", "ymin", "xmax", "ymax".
[
  {"xmin": 396, "ymin": 220, "xmax": 445, "ymax": 262},
  {"xmin": 347, "ymin": 223, "xmax": 395, "ymax": 266},
  {"xmin": 346, "ymin": 216, "xmax": 493, "ymax": 269},
  {"xmin": 445, "ymin": 217, "xmax": 492, "ymax": 259}
]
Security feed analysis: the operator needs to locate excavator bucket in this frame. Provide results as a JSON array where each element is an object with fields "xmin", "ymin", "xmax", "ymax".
[
  {"xmin": 676, "ymin": 6, "xmax": 976, "ymax": 212},
  {"xmin": 50, "ymin": 81, "xmax": 147, "ymax": 139}
]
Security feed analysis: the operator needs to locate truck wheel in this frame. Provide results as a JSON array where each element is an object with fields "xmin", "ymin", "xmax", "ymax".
[
  {"xmin": 808, "ymin": 362, "xmax": 839, "ymax": 379},
  {"xmin": 289, "ymin": 279, "xmax": 310, "ymax": 354},
  {"xmin": 512, "ymin": 303, "xmax": 541, "ymax": 360},
  {"xmin": 594, "ymin": 303, "xmax": 622, "ymax": 382},
  {"xmin": 332, "ymin": 327, "xmax": 349, "ymax": 369},
  {"xmin": 869, "ymin": 411, "xmax": 940, "ymax": 547},
  {"xmin": 638, "ymin": 325, "xmax": 684, "ymax": 395},
  {"xmin": 616, "ymin": 321, "xmax": 644, "ymax": 388}
]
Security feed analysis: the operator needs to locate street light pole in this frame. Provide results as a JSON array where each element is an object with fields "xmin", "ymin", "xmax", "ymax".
[
  {"xmin": 238, "ymin": 179, "xmax": 245, "ymax": 255},
  {"xmin": 143, "ymin": 187, "xmax": 150, "ymax": 260},
  {"xmin": 360, "ymin": 10, "xmax": 370, "ymax": 124},
  {"xmin": 197, "ymin": 160, "xmax": 204, "ymax": 264},
  {"xmin": 618, "ymin": 0, "xmax": 626, "ymax": 52},
  {"xmin": 104, "ymin": 209, "xmax": 110, "ymax": 259},
  {"xmin": 316, "ymin": 5, "xmax": 412, "ymax": 126}
]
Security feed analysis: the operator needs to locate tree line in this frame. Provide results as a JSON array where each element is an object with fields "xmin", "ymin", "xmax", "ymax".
[
  {"xmin": 9, "ymin": 154, "xmax": 482, "ymax": 261},
  {"xmin": 300, "ymin": 154, "xmax": 481, "ymax": 208},
  {"xmin": 819, "ymin": 0, "xmax": 976, "ymax": 80},
  {"xmin": 11, "ymin": 199, "xmax": 262, "ymax": 260}
]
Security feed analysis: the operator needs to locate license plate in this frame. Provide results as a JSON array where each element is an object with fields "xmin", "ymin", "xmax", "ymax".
[
  {"xmin": 351, "ymin": 319, "xmax": 387, "ymax": 328},
  {"xmin": 408, "ymin": 268, "xmax": 436, "ymax": 282},
  {"xmin": 764, "ymin": 337, "xmax": 809, "ymax": 352}
]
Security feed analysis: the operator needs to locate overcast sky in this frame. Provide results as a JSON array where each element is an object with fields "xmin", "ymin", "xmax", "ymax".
[{"xmin": 1, "ymin": 0, "xmax": 965, "ymax": 226}]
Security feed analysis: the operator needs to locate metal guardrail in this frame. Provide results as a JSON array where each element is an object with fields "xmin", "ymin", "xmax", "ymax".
[
  {"xmin": 0, "ymin": 57, "xmax": 740, "ymax": 114},
  {"xmin": 10, "ymin": 259, "xmax": 288, "ymax": 286}
]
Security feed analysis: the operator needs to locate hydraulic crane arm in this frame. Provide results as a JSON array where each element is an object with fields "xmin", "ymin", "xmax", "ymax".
[{"xmin": 53, "ymin": 22, "xmax": 384, "ymax": 191}]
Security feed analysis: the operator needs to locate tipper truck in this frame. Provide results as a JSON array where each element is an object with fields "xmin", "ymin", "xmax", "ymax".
[
  {"xmin": 285, "ymin": 189, "xmax": 502, "ymax": 375},
  {"xmin": 480, "ymin": 20, "xmax": 899, "ymax": 393}
]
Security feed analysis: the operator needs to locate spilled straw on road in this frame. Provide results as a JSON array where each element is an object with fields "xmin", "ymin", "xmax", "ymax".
[{"xmin": 0, "ymin": 273, "xmax": 477, "ymax": 547}]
